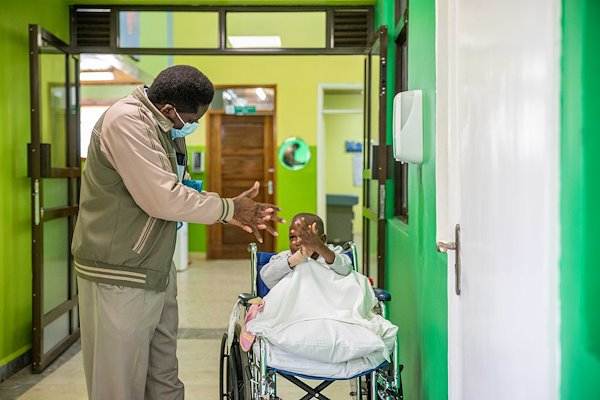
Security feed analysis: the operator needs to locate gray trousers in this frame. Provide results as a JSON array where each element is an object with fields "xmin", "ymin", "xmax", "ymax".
[{"xmin": 77, "ymin": 264, "xmax": 184, "ymax": 400}]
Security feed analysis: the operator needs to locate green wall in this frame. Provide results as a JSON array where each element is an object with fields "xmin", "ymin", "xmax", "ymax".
[
  {"xmin": 375, "ymin": 0, "xmax": 448, "ymax": 399},
  {"xmin": 186, "ymin": 145, "xmax": 208, "ymax": 253},
  {"xmin": 0, "ymin": 0, "xmax": 70, "ymax": 369},
  {"xmin": 77, "ymin": 0, "xmax": 373, "ymax": 5},
  {"xmin": 561, "ymin": 0, "xmax": 600, "ymax": 398}
]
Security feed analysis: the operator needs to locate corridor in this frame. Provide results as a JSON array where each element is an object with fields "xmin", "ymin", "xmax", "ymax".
[{"xmin": 1, "ymin": 255, "xmax": 355, "ymax": 400}]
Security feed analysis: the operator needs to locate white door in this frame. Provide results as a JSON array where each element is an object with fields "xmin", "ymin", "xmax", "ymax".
[{"xmin": 435, "ymin": 0, "xmax": 561, "ymax": 398}]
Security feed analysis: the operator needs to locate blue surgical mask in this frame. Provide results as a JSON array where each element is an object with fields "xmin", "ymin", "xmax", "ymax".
[{"xmin": 170, "ymin": 109, "xmax": 198, "ymax": 139}]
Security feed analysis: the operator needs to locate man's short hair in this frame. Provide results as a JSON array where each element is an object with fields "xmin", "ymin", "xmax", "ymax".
[{"xmin": 147, "ymin": 65, "xmax": 214, "ymax": 113}]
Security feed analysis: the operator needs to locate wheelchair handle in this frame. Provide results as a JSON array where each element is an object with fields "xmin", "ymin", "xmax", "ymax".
[{"xmin": 247, "ymin": 243, "xmax": 258, "ymax": 296}]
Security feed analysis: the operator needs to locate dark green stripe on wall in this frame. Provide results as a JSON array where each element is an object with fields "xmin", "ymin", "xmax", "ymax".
[{"xmin": 561, "ymin": 0, "xmax": 600, "ymax": 398}]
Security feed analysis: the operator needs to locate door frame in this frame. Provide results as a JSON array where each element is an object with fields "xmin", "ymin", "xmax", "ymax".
[
  {"xmin": 205, "ymin": 86, "xmax": 277, "ymax": 258},
  {"xmin": 316, "ymin": 83, "xmax": 363, "ymax": 230},
  {"xmin": 362, "ymin": 26, "xmax": 388, "ymax": 287},
  {"xmin": 28, "ymin": 24, "xmax": 81, "ymax": 373}
]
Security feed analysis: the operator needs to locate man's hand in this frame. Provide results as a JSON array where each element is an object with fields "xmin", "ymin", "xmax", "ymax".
[{"xmin": 229, "ymin": 182, "xmax": 285, "ymax": 243}]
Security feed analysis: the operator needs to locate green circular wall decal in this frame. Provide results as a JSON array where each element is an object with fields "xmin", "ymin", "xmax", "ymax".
[{"xmin": 278, "ymin": 137, "xmax": 311, "ymax": 171}]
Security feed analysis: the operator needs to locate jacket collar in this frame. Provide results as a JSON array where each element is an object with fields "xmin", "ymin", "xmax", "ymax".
[{"xmin": 132, "ymin": 85, "xmax": 174, "ymax": 133}]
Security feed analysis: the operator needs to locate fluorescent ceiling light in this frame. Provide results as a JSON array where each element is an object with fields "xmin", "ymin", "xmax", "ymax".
[
  {"xmin": 256, "ymin": 88, "xmax": 267, "ymax": 101},
  {"xmin": 80, "ymin": 71, "xmax": 115, "ymax": 81},
  {"xmin": 228, "ymin": 36, "xmax": 282, "ymax": 48},
  {"xmin": 80, "ymin": 58, "xmax": 111, "ymax": 71}
]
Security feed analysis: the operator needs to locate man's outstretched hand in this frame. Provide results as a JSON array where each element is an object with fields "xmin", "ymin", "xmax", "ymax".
[{"xmin": 229, "ymin": 182, "xmax": 285, "ymax": 243}]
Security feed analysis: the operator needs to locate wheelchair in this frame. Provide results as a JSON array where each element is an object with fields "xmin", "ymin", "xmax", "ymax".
[{"xmin": 219, "ymin": 241, "xmax": 404, "ymax": 400}]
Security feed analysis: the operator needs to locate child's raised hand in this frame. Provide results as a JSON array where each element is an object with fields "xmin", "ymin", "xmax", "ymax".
[{"xmin": 291, "ymin": 218, "xmax": 323, "ymax": 256}]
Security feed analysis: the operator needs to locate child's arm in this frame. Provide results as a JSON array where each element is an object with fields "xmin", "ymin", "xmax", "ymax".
[
  {"xmin": 259, "ymin": 250, "xmax": 305, "ymax": 289},
  {"xmin": 322, "ymin": 244, "xmax": 353, "ymax": 277},
  {"xmin": 295, "ymin": 221, "xmax": 336, "ymax": 264}
]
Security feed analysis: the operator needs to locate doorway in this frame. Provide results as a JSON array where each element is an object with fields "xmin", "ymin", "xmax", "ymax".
[
  {"xmin": 317, "ymin": 84, "xmax": 363, "ymax": 257},
  {"xmin": 206, "ymin": 86, "xmax": 277, "ymax": 258}
]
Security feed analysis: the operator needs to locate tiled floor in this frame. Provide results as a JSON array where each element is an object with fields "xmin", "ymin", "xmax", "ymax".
[{"xmin": 1, "ymin": 254, "xmax": 356, "ymax": 400}]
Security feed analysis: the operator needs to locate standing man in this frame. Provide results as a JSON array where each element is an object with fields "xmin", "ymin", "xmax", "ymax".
[{"xmin": 71, "ymin": 65, "xmax": 283, "ymax": 400}]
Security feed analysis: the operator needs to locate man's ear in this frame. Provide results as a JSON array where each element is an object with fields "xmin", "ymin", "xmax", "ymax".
[
  {"xmin": 159, "ymin": 104, "xmax": 175, "ymax": 115},
  {"xmin": 321, "ymin": 233, "xmax": 327, "ymax": 243}
]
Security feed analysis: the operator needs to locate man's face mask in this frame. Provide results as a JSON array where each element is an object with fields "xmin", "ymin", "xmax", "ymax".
[{"xmin": 171, "ymin": 109, "xmax": 198, "ymax": 139}]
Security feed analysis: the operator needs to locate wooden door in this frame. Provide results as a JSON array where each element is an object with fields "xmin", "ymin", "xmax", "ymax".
[{"xmin": 207, "ymin": 114, "xmax": 276, "ymax": 259}]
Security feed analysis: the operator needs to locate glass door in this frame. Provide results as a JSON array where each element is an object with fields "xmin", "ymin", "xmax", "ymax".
[
  {"xmin": 362, "ymin": 26, "xmax": 388, "ymax": 287},
  {"xmin": 28, "ymin": 25, "xmax": 80, "ymax": 373}
]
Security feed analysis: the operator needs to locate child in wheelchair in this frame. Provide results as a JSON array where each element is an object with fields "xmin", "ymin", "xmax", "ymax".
[
  {"xmin": 222, "ymin": 213, "xmax": 402, "ymax": 399},
  {"xmin": 259, "ymin": 212, "xmax": 353, "ymax": 289}
]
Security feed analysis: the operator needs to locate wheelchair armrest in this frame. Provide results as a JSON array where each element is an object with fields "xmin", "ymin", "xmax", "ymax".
[
  {"xmin": 373, "ymin": 288, "xmax": 392, "ymax": 302},
  {"xmin": 238, "ymin": 293, "xmax": 258, "ymax": 306}
]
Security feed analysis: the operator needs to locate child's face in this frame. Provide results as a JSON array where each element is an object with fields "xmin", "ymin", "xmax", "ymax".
[
  {"xmin": 288, "ymin": 219, "xmax": 303, "ymax": 253},
  {"xmin": 288, "ymin": 217, "xmax": 325, "ymax": 253}
]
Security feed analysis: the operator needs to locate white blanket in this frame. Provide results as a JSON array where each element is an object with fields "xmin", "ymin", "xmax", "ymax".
[{"xmin": 246, "ymin": 258, "xmax": 397, "ymax": 372}]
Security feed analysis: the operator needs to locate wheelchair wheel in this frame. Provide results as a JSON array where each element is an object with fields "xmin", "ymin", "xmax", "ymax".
[
  {"xmin": 358, "ymin": 365, "xmax": 403, "ymax": 400},
  {"xmin": 358, "ymin": 373, "xmax": 372, "ymax": 400},
  {"xmin": 219, "ymin": 333, "xmax": 234, "ymax": 400},
  {"xmin": 221, "ymin": 332, "xmax": 253, "ymax": 400}
]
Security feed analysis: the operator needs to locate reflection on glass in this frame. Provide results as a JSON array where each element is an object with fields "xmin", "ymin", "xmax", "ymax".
[
  {"xmin": 212, "ymin": 87, "xmax": 275, "ymax": 113},
  {"xmin": 370, "ymin": 54, "xmax": 380, "ymax": 148},
  {"xmin": 119, "ymin": 12, "xmax": 219, "ymax": 48},
  {"xmin": 69, "ymin": 55, "xmax": 78, "ymax": 165},
  {"xmin": 278, "ymin": 137, "xmax": 311, "ymax": 170},
  {"xmin": 227, "ymin": 12, "xmax": 326, "ymax": 48},
  {"xmin": 368, "ymin": 180, "xmax": 378, "ymax": 211},
  {"xmin": 43, "ymin": 218, "xmax": 69, "ymax": 313},
  {"xmin": 365, "ymin": 43, "xmax": 381, "ymax": 210},
  {"xmin": 44, "ymin": 314, "xmax": 69, "ymax": 354},
  {"xmin": 41, "ymin": 53, "xmax": 68, "ymax": 168},
  {"xmin": 368, "ymin": 219, "xmax": 378, "ymax": 286},
  {"xmin": 43, "ymin": 179, "xmax": 69, "ymax": 209}
]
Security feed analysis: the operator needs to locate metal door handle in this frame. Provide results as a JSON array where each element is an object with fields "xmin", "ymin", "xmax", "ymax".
[
  {"xmin": 267, "ymin": 180, "xmax": 273, "ymax": 195},
  {"xmin": 437, "ymin": 224, "xmax": 461, "ymax": 295},
  {"xmin": 33, "ymin": 179, "xmax": 40, "ymax": 226},
  {"xmin": 378, "ymin": 184, "xmax": 385, "ymax": 220}
]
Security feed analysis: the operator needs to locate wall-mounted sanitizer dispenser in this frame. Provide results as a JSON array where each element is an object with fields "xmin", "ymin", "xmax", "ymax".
[{"xmin": 393, "ymin": 90, "xmax": 423, "ymax": 164}]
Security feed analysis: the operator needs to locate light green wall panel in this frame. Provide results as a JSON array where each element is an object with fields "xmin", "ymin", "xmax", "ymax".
[
  {"xmin": 275, "ymin": 145, "xmax": 318, "ymax": 252},
  {"xmin": 227, "ymin": 12, "xmax": 326, "ymax": 48},
  {"xmin": 561, "ymin": 0, "xmax": 600, "ymax": 398},
  {"xmin": 186, "ymin": 145, "xmax": 208, "ymax": 253},
  {"xmin": 0, "ymin": 0, "xmax": 71, "ymax": 368},
  {"xmin": 138, "ymin": 13, "xmax": 170, "ymax": 76},
  {"xmin": 173, "ymin": 12, "xmax": 219, "ymax": 48},
  {"xmin": 324, "ymin": 113, "xmax": 363, "ymax": 228},
  {"xmin": 323, "ymin": 92, "xmax": 363, "ymax": 109},
  {"xmin": 76, "ymin": 0, "xmax": 374, "ymax": 6},
  {"xmin": 81, "ymin": 85, "xmax": 139, "ymax": 100}
]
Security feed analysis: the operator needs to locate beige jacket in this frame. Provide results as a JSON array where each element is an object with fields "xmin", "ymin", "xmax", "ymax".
[{"xmin": 72, "ymin": 86, "xmax": 234, "ymax": 291}]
